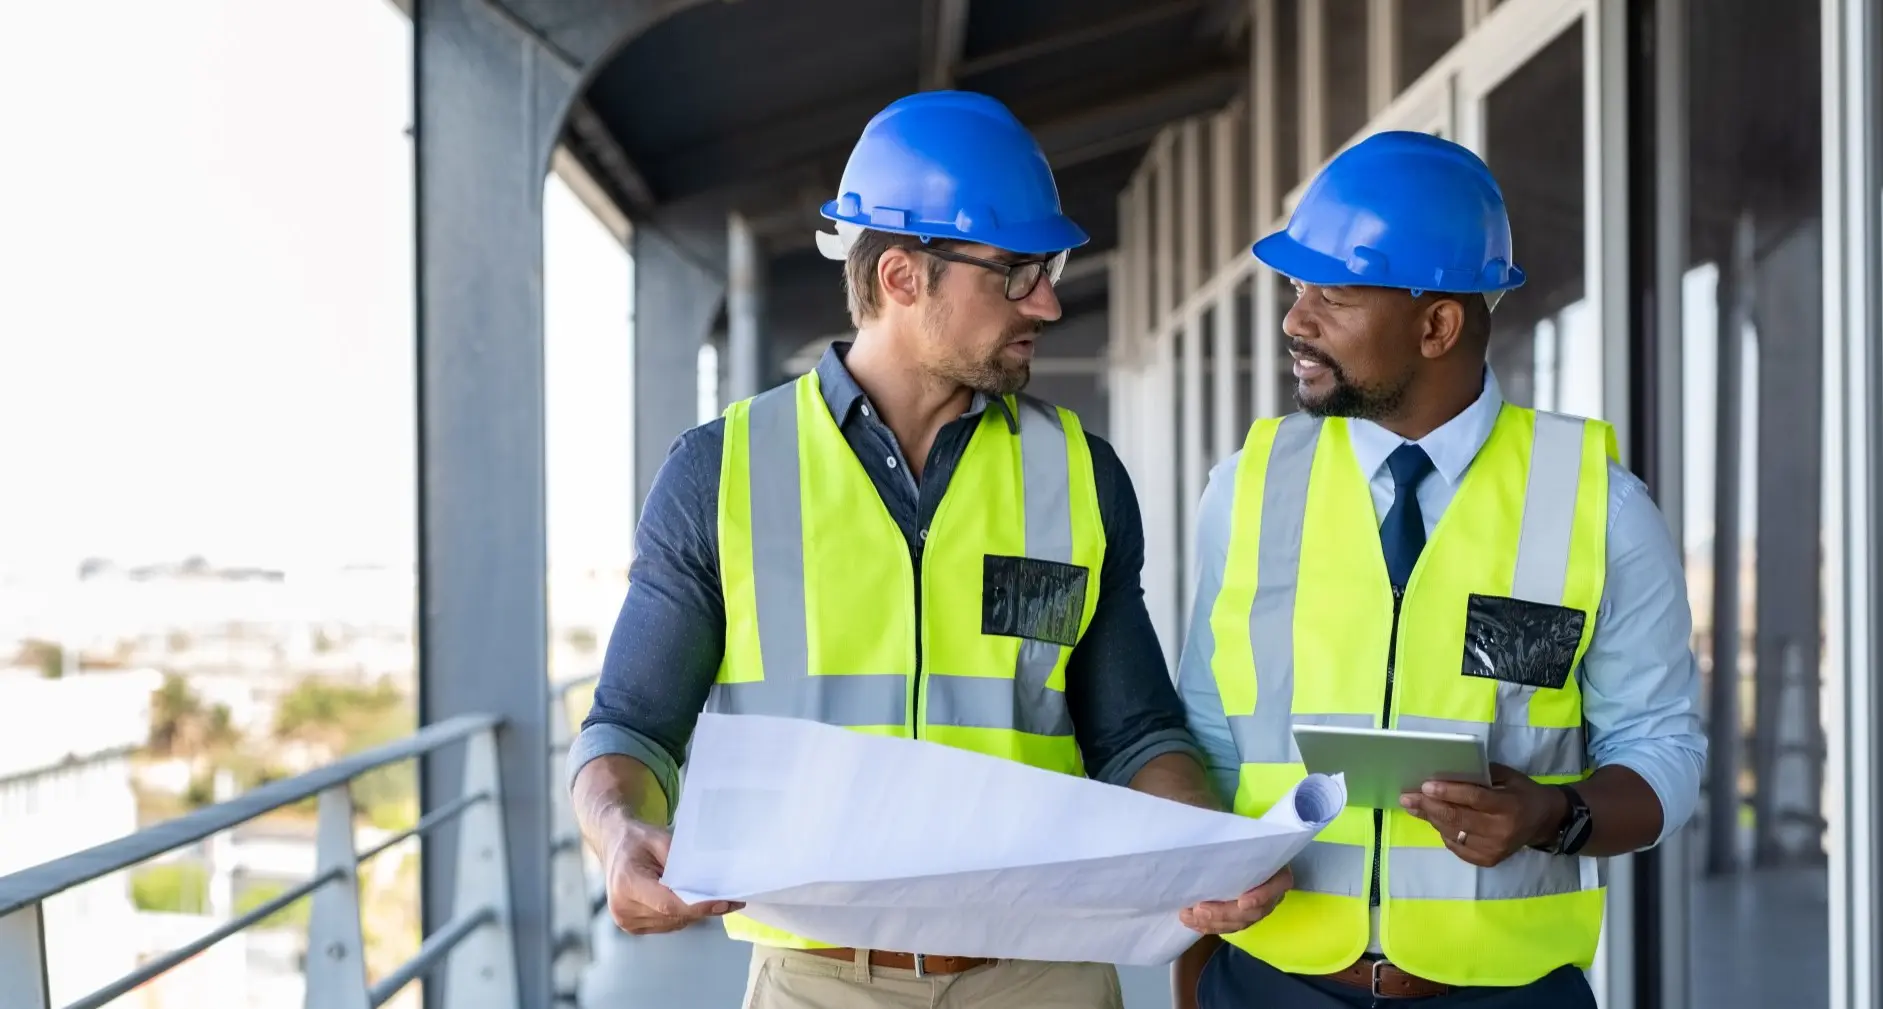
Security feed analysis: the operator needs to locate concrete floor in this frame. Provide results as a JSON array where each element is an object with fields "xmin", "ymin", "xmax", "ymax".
[
  {"xmin": 578, "ymin": 866, "xmax": 1830, "ymax": 1008},
  {"xmin": 1689, "ymin": 865, "xmax": 1828, "ymax": 1009}
]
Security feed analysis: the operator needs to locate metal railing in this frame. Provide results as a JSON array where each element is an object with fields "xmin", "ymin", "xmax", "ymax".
[
  {"xmin": 0, "ymin": 672, "xmax": 606, "ymax": 1009},
  {"xmin": 547, "ymin": 673, "xmax": 602, "ymax": 1007}
]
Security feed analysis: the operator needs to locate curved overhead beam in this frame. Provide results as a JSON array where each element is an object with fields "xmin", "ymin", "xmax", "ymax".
[
  {"xmin": 562, "ymin": 99, "xmax": 658, "ymax": 216},
  {"xmin": 953, "ymin": 0, "xmax": 1207, "ymax": 78},
  {"xmin": 391, "ymin": 0, "xmax": 710, "ymax": 214},
  {"xmin": 661, "ymin": 64, "xmax": 1245, "ymax": 207},
  {"xmin": 487, "ymin": 0, "xmax": 730, "ymax": 275},
  {"xmin": 488, "ymin": 0, "xmax": 714, "ymax": 69}
]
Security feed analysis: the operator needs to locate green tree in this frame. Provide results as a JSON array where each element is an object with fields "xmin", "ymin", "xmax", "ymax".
[
  {"xmin": 149, "ymin": 673, "xmax": 240, "ymax": 761},
  {"xmin": 274, "ymin": 676, "xmax": 417, "ymax": 830},
  {"xmin": 149, "ymin": 673, "xmax": 204, "ymax": 755},
  {"xmin": 18, "ymin": 639, "xmax": 65, "ymax": 679},
  {"xmin": 131, "ymin": 862, "xmax": 207, "ymax": 914},
  {"xmin": 234, "ymin": 881, "xmax": 313, "ymax": 931}
]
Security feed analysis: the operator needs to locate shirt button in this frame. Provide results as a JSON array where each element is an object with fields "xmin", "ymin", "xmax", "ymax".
[
  {"xmin": 919, "ymin": 529, "xmax": 928, "ymax": 540},
  {"xmin": 886, "ymin": 456, "xmax": 898, "ymax": 469},
  {"xmin": 861, "ymin": 404, "xmax": 871, "ymax": 416}
]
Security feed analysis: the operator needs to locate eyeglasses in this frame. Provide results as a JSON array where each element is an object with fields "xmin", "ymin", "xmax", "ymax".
[{"xmin": 918, "ymin": 246, "xmax": 1070, "ymax": 301}]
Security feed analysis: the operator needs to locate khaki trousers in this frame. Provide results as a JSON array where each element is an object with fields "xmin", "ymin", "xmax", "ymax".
[{"xmin": 741, "ymin": 946, "xmax": 1125, "ymax": 1009}]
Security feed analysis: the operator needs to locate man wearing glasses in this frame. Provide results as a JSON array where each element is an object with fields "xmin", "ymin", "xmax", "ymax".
[{"xmin": 567, "ymin": 90, "xmax": 1289, "ymax": 1009}]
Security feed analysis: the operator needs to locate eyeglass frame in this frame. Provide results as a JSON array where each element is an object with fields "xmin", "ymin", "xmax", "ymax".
[{"xmin": 915, "ymin": 244, "xmax": 1070, "ymax": 301}]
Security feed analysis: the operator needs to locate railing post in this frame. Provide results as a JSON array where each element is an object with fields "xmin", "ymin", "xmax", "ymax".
[
  {"xmin": 444, "ymin": 727, "xmax": 518, "ymax": 1009},
  {"xmin": 0, "ymin": 903, "xmax": 52, "ymax": 1009},
  {"xmin": 304, "ymin": 786, "xmax": 371, "ymax": 1009},
  {"xmin": 546, "ymin": 687, "xmax": 593, "ymax": 1004}
]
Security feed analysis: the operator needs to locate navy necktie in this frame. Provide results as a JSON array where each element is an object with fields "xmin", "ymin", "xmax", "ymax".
[{"xmin": 1380, "ymin": 443, "xmax": 1436, "ymax": 589}]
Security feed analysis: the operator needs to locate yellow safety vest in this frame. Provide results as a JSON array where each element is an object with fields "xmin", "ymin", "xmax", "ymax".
[
  {"xmin": 710, "ymin": 370, "xmax": 1108, "ymax": 949},
  {"xmin": 1208, "ymin": 405, "xmax": 1613, "ymax": 987}
]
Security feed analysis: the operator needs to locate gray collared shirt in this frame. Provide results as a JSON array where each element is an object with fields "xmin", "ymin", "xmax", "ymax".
[{"xmin": 568, "ymin": 343, "xmax": 1202, "ymax": 808}]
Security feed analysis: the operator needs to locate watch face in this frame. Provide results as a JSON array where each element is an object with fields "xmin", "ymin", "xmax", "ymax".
[{"xmin": 1562, "ymin": 813, "xmax": 1593, "ymax": 854}]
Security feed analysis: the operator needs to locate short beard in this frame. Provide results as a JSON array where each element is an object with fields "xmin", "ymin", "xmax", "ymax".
[
  {"xmin": 1291, "ymin": 341, "xmax": 1408, "ymax": 420},
  {"xmin": 923, "ymin": 299, "xmax": 1036, "ymax": 397}
]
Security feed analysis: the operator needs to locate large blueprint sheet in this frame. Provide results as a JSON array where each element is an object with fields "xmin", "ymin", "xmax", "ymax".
[{"xmin": 661, "ymin": 714, "xmax": 1344, "ymax": 966}]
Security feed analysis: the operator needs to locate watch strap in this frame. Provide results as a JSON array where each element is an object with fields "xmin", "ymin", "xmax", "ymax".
[{"xmin": 1552, "ymin": 783, "xmax": 1591, "ymax": 855}]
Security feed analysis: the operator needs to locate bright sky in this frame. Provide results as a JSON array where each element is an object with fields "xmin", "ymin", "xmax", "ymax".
[{"xmin": 0, "ymin": 0, "xmax": 635, "ymax": 576}]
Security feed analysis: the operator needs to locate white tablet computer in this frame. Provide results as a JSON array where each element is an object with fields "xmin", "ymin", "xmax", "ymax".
[{"xmin": 1291, "ymin": 724, "xmax": 1491, "ymax": 810}]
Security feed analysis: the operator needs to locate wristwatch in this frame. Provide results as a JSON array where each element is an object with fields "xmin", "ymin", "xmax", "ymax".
[{"xmin": 1538, "ymin": 784, "xmax": 1593, "ymax": 856}]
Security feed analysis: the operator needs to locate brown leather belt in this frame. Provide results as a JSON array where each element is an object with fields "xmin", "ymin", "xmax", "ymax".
[
  {"xmin": 801, "ymin": 947, "xmax": 993, "ymax": 977},
  {"xmin": 1319, "ymin": 957, "xmax": 1451, "ymax": 999}
]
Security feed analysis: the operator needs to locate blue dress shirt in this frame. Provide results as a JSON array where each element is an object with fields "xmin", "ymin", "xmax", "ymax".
[
  {"xmin": 569, "ymin": 343, "xmax": 1202, "ymax": 809},
  {"xmin": 1176, "ymin": 370, "xmax": 1709, "ymax": 846}
]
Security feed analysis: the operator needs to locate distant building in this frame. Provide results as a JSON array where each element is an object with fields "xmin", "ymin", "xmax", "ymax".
[{"xmin": 0, "ymin": 668, "xmax": 160, "ymax": 1006}]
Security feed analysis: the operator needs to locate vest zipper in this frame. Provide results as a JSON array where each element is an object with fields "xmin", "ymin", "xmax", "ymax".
[
  {"xmin": 911, "ymin": 529, "xmax": 926, "ymax": 738},
  {"xmin": 1370, "ymin": 583, "xmax": 1404, "ymax": 911}
]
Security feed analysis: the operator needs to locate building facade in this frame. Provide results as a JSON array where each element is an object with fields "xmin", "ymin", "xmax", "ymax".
[
  {"xmin": 1102, "ymin": 1, "xmax": 1881, "ymax": 1006},
  {"xmin": 0, "ymin": 670, "xmax": 158, "ymax": 1006}
]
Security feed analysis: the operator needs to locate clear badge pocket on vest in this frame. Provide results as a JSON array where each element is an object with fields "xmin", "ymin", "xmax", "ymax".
[
  {"xmin": 1460, "ymin": 592, "xmax": 1586, "ymax": 690},
  {"xmin": 981, "ymin": 555, "xmax": 1089, "ymax": 648}
]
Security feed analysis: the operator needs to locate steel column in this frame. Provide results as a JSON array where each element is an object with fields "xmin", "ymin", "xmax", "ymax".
[
  {"xmin": 1299, "ymin": 0, "xmax": 1327, "ymax": 178},
  {"xmin": 1145, "ymin": 140, "xmax": 1182, "ymax": 664},
  {"xmin": 1627, "ymin": 0, "xmax": 1691, "ymax": 1003},
  {"xmin": 631, "ymin": 219, "xmax": 726, "ymax": 511},
  {"xmin": 413, "ymin": 1, "xmax": 575, "ymax": 1002},
  {"xmin": 1367, "ymin": 0, "xmax": 1399, "ymax": 114},
  {"xmin": 1703, "ymin": 213, "xmax": 1751, "ymax": 878},
  {"xmin": 1178, "ymin": 120, "xmax": 1205, "ymax": 609},
  {"xmin": 1210, "ymin": 110, "xmax": 1242, "ymax": 462},
  {"xmin": 727, "ymin": 212, "xmax": 763, "ymax": 402},
  {"xmin": 1822, "ymin": 0, "xmax": 1882, "ymax": 1002},
  {"xmin": 1251, "ymin": 0, "xmax": 1282, "ymax": 420}
]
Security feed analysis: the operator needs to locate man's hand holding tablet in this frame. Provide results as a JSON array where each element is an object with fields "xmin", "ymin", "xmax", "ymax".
[{"xmin": 1290, "ymin": 724, "xmax": 1573, "ymax": 868}]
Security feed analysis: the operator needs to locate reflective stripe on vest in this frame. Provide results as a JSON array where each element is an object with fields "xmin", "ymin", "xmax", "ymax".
[{"xmin": 1209, "ymin": 404, "xmax": 1613, "ymax": 987}]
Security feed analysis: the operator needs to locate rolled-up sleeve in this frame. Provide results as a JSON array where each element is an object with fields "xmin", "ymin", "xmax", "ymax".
[
  {"xmin": 565, "ymin": 421, "xmax": 729, "ymax": 811},
  {"xmin": 1062, "ymin": 434, "xmax": 1206, "ymax": 787},
  {"xmin": 1580, "ymin": 465, "xmax": 1709, "ymax": 847}
]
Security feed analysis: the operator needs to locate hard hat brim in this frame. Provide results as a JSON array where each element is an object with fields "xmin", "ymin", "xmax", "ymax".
[
  {"xmin": 1252, "ymin": 231, "xmax": 1527, "ymax": 294},
  {"xmin": 819, "ymin": 200, "xmax": 1089, "ymax": 258}
]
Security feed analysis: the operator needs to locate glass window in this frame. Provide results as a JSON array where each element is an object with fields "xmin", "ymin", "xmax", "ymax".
[
  {"xmin": 1196, "ymin": 120, "xmax": 1215, "ymax": 283},
  {"xmin": 1397, "ymin": 0, "xmax": 1462, "ymax": 91},
  {"xmin": 1199, "ymin": 305, "xmax": 1219, "ymax": 465},
  {"xmin": 1480, "ymin": 24, "xmax": 1588, "ymax": 414},
  {"xmin": 1229, "ymin": 108, "xmax": 1251, "ymax": 265},
  {"xmin": 1275, "ymin": 0, "xmax": 1302, "ymax": 202},
  {"xmin": 1232, "ymin": 274, "xmax": 1258, "ymax": 427},
  {"xmin": 1148, "ymin": 169, "xmax": 1165, "ymax": 325},
  {"xmin": 1324, "ymin": 0, "xmax": 1371, "ymax": 149},
  {"xmin": 1681, "ymin": 0, "xmax": 1827, "ymax": 1005}
]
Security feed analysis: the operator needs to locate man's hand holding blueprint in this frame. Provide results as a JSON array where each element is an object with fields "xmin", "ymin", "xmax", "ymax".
[{"xmin": 660, "ymin": 713, "xmax": 1345, "ymax": 966}]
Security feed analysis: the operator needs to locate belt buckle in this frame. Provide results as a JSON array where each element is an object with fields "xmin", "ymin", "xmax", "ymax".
[
  {"xmin": 1369, "ymin": 958, "xmax": 1391, "ymax": 999},
  {"xmin": 912, "ymin": 953, "xmax": 929, "ymax": 978}
]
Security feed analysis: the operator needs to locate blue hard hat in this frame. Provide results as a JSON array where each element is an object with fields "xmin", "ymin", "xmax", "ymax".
[
  {"xmin": 817, "ymin": 91, "xmax": 1088, "ymax": 258},
  {"xmin": 1253, "ymin": 130, "xmax": 1524, "ymax": 300}
]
